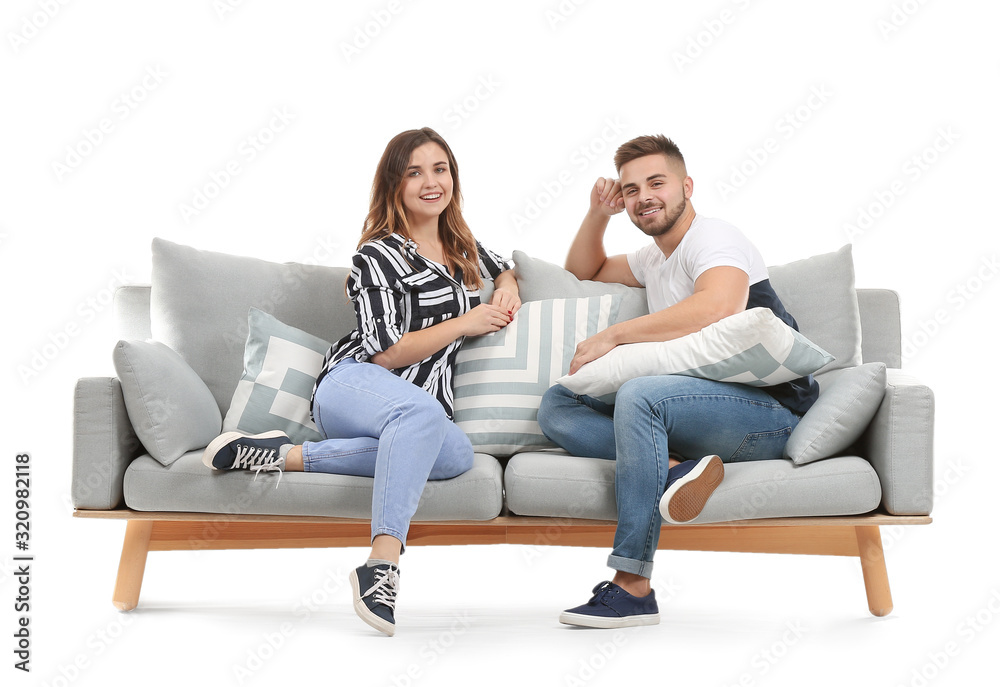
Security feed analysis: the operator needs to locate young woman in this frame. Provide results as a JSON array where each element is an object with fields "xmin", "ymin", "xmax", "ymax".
[{"xmin": 202, "ymin": 128, "xmax": 520, "ymax": 635}]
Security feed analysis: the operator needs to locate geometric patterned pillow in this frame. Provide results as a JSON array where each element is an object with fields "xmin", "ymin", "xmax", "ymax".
[
  {"xmin": 222, "ymin": 308, "xmax": 330, "ymax": 444},
  {"xmin": 452, "ymin": 294, "xmax": 622, "ymax": 457},
  {"xmin": 555, "ymin": 307, "xmax": 834, "ymax": 398}
]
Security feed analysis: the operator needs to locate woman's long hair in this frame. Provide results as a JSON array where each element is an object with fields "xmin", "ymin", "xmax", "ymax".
[{"xmin": 359, "ymin": 127, "xmax": 482, "ymax": 289}]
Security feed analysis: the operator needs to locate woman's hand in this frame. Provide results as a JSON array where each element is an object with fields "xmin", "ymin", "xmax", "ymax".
[
  {"xmin": 490, "ymin": 269, "xmax": 521, "ymax": 318},
  {"xmin": 490, "ymin": 286, "xmax": 521, "ymax": 318},
  {"xmin": 461, "ymin": 303, "xmax": 512, "ymax": 337}
]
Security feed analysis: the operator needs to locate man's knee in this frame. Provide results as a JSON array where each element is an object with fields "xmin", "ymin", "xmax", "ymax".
[
  {"xmin": 537, "ymin": 384, "xmax": 571, "ymax": 437},
  {"xmin": 616, "ymin": 377, "xmax": 655, "ymax": 410}
]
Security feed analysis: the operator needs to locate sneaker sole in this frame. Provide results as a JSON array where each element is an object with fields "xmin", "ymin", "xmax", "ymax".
[
  {"xmin": 201, "ymin": 430, "xmax": 289, "ymax": 470},
  {"xmin": 661, "ymin": 455, "xmax": 724, "ymax": 524},
  {"xmin": 349, "ymin": 568, "xmax": 396, "ymax": 637},
  {"xmin": 558, "ymin": 610, "xmax": 660, "ymax": 629}
]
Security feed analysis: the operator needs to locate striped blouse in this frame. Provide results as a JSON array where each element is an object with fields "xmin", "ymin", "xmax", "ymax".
[{"xmin": 312, "ymin": 233, "xmax": 513, "ymax": 419}]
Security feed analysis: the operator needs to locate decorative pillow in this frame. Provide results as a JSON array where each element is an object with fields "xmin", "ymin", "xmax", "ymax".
[
  {"xmin": 223, "ymin": 308, "xmax": 331, "ymax": 445},
  {"xmin": 784, "ymin": 362, "xmax": 887, "ymax": 465},
  {"xmin": 555, "ymin": 307, "xmax": 834, "ymax": 397},
  {"xmin": 768, "ymin": 244, "xmax": 862, "ymax": 375},
  {"xmin": 452, "ymin": 294, "xmax": 622, "ymax": 457},
  {"xmin": 112, "ymin": 340, "xmax": 222, "ymax": 466}
]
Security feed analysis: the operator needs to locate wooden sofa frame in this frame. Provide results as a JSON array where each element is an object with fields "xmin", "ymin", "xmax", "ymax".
[{"xmin": 75, "ymin": 508, "xmax": 930, "ymax": 617}]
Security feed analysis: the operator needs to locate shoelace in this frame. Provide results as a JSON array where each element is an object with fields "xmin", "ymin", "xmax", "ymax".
[
  {"xmin": 588, "ymin": 581, "xmax": 618, "ymax": 606},
  {"xmin": 233, "ymin": 444, "xmax": 285, "ymax": 487},
  {"xmin": 363, "ymin": 566, "xmax": 400, "ymax": 610}
]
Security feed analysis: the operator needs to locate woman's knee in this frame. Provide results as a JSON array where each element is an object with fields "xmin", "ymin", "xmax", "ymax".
[{"xmin": 430, "ymin": 424, "xmax": 474, "ymax": 479}]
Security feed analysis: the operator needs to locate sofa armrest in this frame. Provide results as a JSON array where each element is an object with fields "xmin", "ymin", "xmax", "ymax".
[
  {"xmin": 857, "ymin": 369, "xmax": 934, "ymax": 515},
  {"xmin": 72, "ymin": 377, "xmax": 144, "ymax": 510}
]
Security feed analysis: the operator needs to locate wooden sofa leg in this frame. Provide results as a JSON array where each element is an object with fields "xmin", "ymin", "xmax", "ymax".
[
  {"xmin": 855, "ymin": 525, "xmax": 893, "ymax": 617},
  {"xmin": 113, "ymin": 520, "xmax": 154, "ymax": 611}
]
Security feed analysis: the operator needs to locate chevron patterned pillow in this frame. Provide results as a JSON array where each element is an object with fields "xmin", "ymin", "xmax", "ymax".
[{"xmin": 452, "ymin": 294, "xmax": 622, "ymax": 457}]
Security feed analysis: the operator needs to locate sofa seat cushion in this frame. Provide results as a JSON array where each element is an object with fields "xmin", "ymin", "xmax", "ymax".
[
  {"xmin": 504, "ymin": 451, "xmax": 882, "ymax": 524},
  {"xmin": 124, "ymin": 452, "xmax": 503, "ymax": 521}
]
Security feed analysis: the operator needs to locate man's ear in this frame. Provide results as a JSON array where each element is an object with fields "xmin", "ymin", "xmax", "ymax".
[{"xmin": 683, "ymin": 175, "xmax": 694, "ymax": 199}]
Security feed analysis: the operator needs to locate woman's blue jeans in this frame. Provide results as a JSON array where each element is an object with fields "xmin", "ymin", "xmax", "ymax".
[
  {"xmin": 537, "ymin": 375, "xmax": 800, "ymax": 578},
  {"xmin": 302, "ymin": 358, "xmax": 474, "ymax": 548}
]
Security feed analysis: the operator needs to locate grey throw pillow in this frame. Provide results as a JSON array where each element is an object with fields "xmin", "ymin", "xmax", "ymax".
[
  {"xmin": 112, "ymin": 340, "xmax": 223, "ymax": 466},
  {"xmin": 784, "ymin": 362, "xmax": 887, "ymax": 465}
]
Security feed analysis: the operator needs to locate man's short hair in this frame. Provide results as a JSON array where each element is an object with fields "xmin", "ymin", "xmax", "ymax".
[{"xmin": 614, "ymin": 135, "xmax": 686, "ymax": 174}]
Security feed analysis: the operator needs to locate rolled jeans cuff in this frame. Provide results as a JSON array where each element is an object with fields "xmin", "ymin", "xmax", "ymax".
[{"xmin": 607, "ymin": 553, "xmax": 654, "ymax": 579}]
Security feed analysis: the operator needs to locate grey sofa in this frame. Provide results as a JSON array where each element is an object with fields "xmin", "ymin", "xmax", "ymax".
[{"xmin": 72, "ymin": 239, "xmax": 934, "ymax": 616}]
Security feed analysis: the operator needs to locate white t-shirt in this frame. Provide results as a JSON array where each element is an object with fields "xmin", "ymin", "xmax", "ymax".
[{"xmin": 626, "ymin": 215, "xmax": 768, "ymax": 314}]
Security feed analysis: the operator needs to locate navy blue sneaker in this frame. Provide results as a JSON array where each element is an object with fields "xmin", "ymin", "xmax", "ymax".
[
  {"xmin": 559, "ymin": 581, "xmax": 659, "ymax": 628},
  {"xmin": 350, "ymin": 561, "xmax": 400, "ymax": 636},
  {"xmin": 660, "ymin": 454, "xmax": 724, "ymax": 524},
  {"xmin": 201, "ymin": 431, "xmax": 290, "ymax": 485}
]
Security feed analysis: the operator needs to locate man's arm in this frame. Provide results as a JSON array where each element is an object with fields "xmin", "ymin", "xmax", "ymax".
[
  {"xmin": 568, "ymin": 266, "xmax": 750, "ymax": 374},
  {"xmin": 565, "ymin": 178, "xmax": 642, "ymax": 287}
]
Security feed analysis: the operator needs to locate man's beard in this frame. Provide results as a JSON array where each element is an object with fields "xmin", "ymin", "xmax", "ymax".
[{"xmin": 634, "ymin": 197, "xmax": 686, "ymax": 237}]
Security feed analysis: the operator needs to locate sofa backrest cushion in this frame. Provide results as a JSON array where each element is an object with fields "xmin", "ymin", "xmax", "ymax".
[
  {"xmin": 150, "ymin": 238, "xmax": 354, "ymax": 414},
  {"xmin": 513, "ymin": 250, "xmax": 648, "ymax": 321}
]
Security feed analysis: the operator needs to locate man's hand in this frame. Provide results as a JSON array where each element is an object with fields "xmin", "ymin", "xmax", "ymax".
[
  {"xmin": 568, "ymin": 328, "xmax": 618, "ymax": 375},
  {"xmin": 590, "ymin": 177, "xmax": 625, "ymax": 217}
]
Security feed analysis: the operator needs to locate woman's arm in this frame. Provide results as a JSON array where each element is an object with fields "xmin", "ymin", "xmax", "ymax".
[{"xmin": 371, "ymin": 303, "xmax": 512, "ymax": 370}]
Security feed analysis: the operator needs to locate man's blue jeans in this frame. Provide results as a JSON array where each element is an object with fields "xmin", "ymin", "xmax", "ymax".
[
  {"xmin": 537, "ymin": 376, "xmax": 800, "ymax": 578},
  {"xmin": 303, "ymin": 358, "xmax": 474, "ymax": 548}
]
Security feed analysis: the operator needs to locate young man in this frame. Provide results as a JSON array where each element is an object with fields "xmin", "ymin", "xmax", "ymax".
[{"xmin": 537, "ymin": 135, "xmax": 819, "ymax": 628}]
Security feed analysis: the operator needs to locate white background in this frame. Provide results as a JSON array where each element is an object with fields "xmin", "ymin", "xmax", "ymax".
[{"xmin": 3, "ymin": 0, "xmax": 999, "ymax": 685}]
